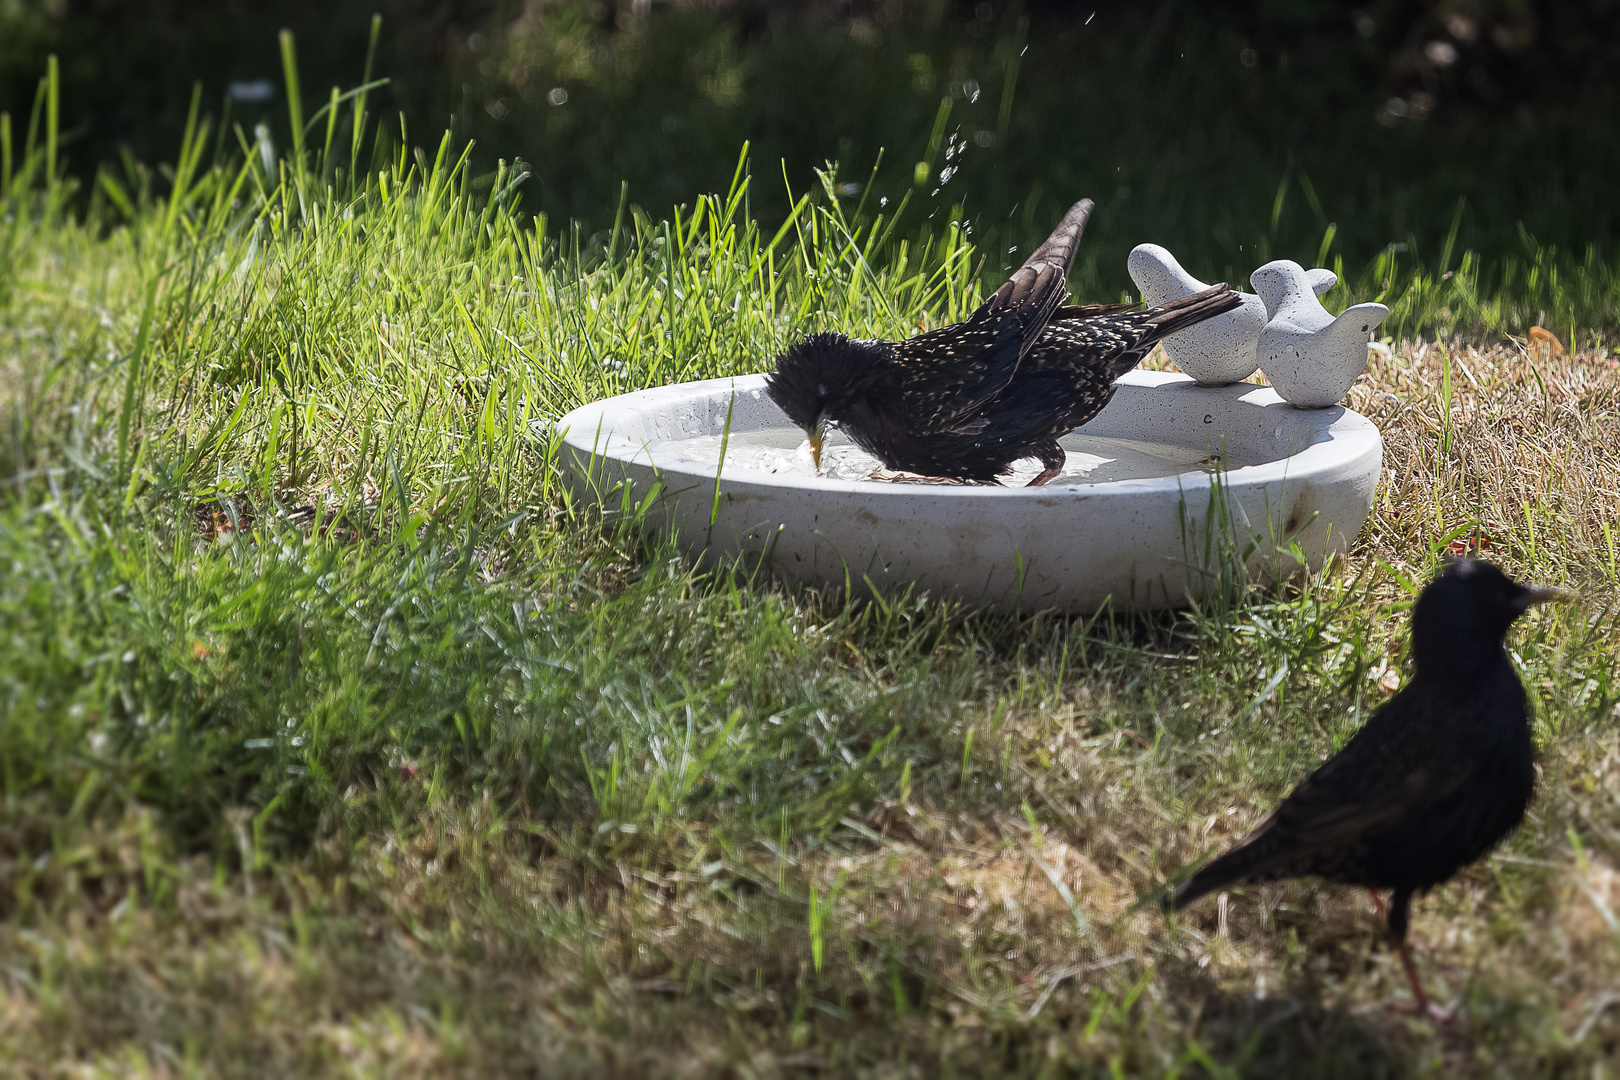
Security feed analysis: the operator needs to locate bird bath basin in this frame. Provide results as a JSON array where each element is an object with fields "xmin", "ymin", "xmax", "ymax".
[{"xmin": 551, "ymin": 371, "xmax": 1381, "ymax": 612}]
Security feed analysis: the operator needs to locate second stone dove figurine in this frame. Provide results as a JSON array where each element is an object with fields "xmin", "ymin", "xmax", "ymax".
[
  {"xmin": 1127, "ymin": 243, "xmax": 1336, "ymax": 386},
  {"xmin": 1251, "ymin": 260, "xmax": 1389, "ymax": 409}
]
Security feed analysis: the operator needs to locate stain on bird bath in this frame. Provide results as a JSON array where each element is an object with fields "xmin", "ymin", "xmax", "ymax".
[{"xmin": 551, "ymin": 370, "xmax": 1382, "ymax": 612}]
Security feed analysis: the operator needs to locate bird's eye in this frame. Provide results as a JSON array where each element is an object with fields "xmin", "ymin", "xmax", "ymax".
[{"xmin": 817, "ymin": 383, "xmax": 828, "ymax": 397}]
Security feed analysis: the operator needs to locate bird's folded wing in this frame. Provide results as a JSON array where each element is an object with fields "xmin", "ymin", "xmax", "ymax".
[
  {"xmin": 891, "ymin": 199, "xmax": 1095, "ymax": 432},
  {"xmin": 894, "ymin": 313, "xmax": 1026, "ymax": 432},
  {"xmin": 1222, "ymin": 689, "xmax": 1477, "ymax": 872},
  {"xmin": 1188, "ymin": 770, "xmax": 1447, "ymax": 891},
  {"xmin": 1245, "ymin": 739, "xmax": 1475, "ymax": 880},
  {"xmin": 1260, "ymin": 767, "xmax": 1460, "ymax": 852},
  {"xmin": 1048, "ymin": 302, "xmax": 1139, "ymax": 320}
]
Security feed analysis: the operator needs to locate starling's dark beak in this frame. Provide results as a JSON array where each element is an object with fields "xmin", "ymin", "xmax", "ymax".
[{"xmin": 1522, "ymin": 583, "xmax": 1578, "ymax": 607}]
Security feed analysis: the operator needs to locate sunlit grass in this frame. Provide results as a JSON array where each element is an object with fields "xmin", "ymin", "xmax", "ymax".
[{"xmin": 3, "ymin": 48, "xmax": 1620, "ymax": 1076}]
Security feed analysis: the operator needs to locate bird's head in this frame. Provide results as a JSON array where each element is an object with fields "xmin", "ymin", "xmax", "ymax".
[
  {"xmin": 764, "ymin": 332, "xmax": 889, "ymax": 471},
  {"xmin": 1411, "ymin": 559, "xmax": 1575, "ymax": 673}
]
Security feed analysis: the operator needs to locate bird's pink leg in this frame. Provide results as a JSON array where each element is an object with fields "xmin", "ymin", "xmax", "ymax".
[
  {"xmin": 1026, "ymin": 442, "xmax": 1066, "ymax": 487},
  {"xmin": 1368, "ymin": 890, "xmax": 1451, "ymax": 1021},
  {"xmin": 1387, "ymin": 939, "xmax": 1452, "ymax": 1022}
]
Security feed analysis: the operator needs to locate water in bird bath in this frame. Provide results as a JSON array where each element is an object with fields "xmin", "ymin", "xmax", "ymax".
[{"xmin": 660, "ymin": 427, "xmax": 1231, "ymax": 486}]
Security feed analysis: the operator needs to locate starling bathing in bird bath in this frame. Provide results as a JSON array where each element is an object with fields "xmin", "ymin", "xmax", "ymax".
[
  {"xmin": 764, "ymin": 199, "xmax": 1244, "ymax": 485},
  {"xmin": 1168, "ymin": 559, "xmax": 1574, "ymax": 1018}
]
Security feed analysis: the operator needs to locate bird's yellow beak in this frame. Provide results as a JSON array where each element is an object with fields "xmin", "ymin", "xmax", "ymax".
[
  {"xmin": 808, "ymin": 423, "xmax": 825, "ymax": 473},
  {"xmin": 1523, "ymin": 583, "xmax": 1578, "ymax": 606}
]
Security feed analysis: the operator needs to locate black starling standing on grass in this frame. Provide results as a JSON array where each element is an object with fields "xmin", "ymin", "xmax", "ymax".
[
  {"xmin": 1168, "ymin": 559, "xmax": 1574, "ymax": 1018},
  {"xmin": 765, "ymin": 198, "xmax": 1243, "ymax": 485}
]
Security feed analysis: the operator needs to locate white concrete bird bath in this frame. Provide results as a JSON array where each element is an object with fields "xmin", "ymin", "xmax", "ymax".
[{"xmin": 551, "ymin": 371, "xmax": 1381, "ymax": 612}]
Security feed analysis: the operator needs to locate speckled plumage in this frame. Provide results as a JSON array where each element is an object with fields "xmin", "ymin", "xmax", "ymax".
[
  {"xmin": 765, "ymin": 198, "xmax": 1243, "ymax": 484},
  {"xmin": 1170, "ymin": 559, "xmax": 1571, "ymax": 1015}
]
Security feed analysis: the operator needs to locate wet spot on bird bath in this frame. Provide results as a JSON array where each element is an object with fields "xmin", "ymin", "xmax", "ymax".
[{"xmin": 1284, "ymin": 489, "xmax": 1316, "ymax": 534}]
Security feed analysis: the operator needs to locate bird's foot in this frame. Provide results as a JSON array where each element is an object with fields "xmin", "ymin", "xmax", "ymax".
[{"xmin": 1388, "ymin": 936, "xmax": 1454, "ymax": 1023}]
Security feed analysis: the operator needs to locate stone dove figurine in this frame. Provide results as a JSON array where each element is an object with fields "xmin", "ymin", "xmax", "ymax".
[
  {"xmin": 1251, "ymin": 259, "xmax": 1389, "ymax": 409},
  {"xmin": 1127, "ymin": 244, "xmax": 1336, "ymax": 386}
]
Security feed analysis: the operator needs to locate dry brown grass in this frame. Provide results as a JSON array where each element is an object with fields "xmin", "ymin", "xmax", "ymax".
[{"xmin": 1354, "ymin": 340, "xmax": 1620, "ymax": 584}]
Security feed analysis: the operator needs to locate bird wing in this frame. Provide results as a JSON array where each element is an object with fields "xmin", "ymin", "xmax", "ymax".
[
  {"xmin": 979, "ymin": 199, "xmax": 1096, "ymax": 361},
  {"xmin": 892, "ymin": 310, "xmax": 1026, "ymax": 434},
  {"xmin": 891, "ymin": 199, "xmax": 1096, "ymax": 433},
  {"xmin": 1253, "ymin": 758, "xmax": 1463, "ymax": 862},
  {"xmin": 1049, "ymin": 302, "xmax": 1139, "ymax": 320},
  {"xmin": 1176, "ymin": 687, "xmax": 1473, "ymax": 901}
]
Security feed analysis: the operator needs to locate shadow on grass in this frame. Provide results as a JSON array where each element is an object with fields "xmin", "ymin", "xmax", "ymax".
[{"xmin": 1157, "ymin": 957, "xmax": 1410, "ymax": 1079}]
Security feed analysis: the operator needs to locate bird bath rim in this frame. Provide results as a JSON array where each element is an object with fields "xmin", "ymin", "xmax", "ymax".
[{"xmin": 549, "ymin": 370, "xmax": 1383, "ymax": 612}]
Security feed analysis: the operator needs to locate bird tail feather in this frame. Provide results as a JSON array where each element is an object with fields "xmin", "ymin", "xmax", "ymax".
[
  {"xmin": 1139, "ymin": 283, "xmax": 1244, "ymax": 343},
  {"xmin": 1170, "ymin": 863, "xmax": 1233, "ymax": 910},
  {"xmin": 1168, "ymin": 827, "xmax": 1291, "ymax": 910}
]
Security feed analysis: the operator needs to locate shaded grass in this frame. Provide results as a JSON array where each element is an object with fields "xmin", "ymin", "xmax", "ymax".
[
  {"xmin": 450, "ymin": 1, "xmax": 1620, "ymax": 341},
  {"xmin": 3, "ymin": 56, "xmax": 1620, "ymax": 1077},
  {"xmin": 9, "ymin": 0, "xmax": 1620, "ymax": 301}
]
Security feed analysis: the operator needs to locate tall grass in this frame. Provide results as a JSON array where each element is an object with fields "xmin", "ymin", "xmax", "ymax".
[{"xmin": 2, "ymin": 42, "xmax": 1620, "ymax": 1076}]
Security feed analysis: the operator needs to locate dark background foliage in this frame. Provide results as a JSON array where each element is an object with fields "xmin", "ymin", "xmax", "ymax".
[{"xmin": 3, "ymin": 0, "xmax": 1617, "ymax": 293}]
